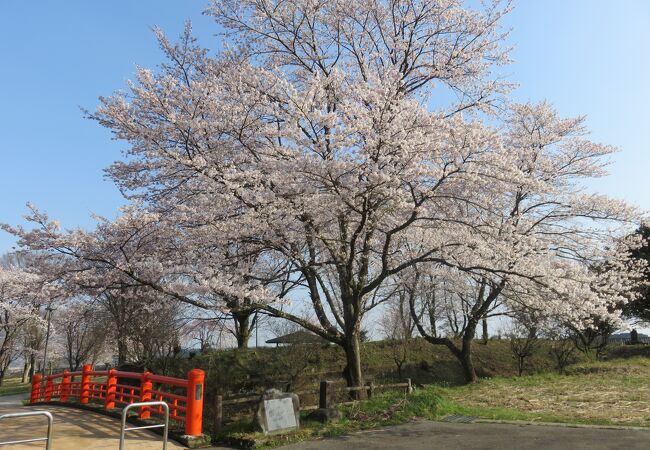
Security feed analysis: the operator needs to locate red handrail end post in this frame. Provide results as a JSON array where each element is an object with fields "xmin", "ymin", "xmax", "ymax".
[
  {"xmin": 30, "ymin": 373, "xmax": 42, "ymax": 403},
  {"xmin": 139, "ymin": 372, "xmax": 153, "ymax": 419},
  {"xmin": 61, "ymin": 371, "xmax": 70, "ymax": 402},
  {"xmin": 80, "ymin": 364, "xmax": 92, "ymax": 404},
  {"xmin": 185, "ymin": 368, "xmax": 205, "ymax": 436},
  {"xmin": 105, "ymin": 368, "xmax": 117, "ymax": 410}
]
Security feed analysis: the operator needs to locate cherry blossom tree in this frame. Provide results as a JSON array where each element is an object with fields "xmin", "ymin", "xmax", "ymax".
[
  {"xmin": 3, "ymin": 205, "xmax": 294, "ymax": 350},
  {"xmin": 0, "ymin": 263, "xmax": 46, "ymax": 385},
  {"xmin": 408, "ymin": 102, "xmax": 645, "ymax": 382},
  {"xmin": 83, "ymin": 0, "xmax": 514, "ymax": 390},
  {"xmin": 53, "ymin": 299, "xmax": 109, "ymax": 371},
  {"xmin": 3, "ymin": 1, "xmax": 645, "ymax": 392}
]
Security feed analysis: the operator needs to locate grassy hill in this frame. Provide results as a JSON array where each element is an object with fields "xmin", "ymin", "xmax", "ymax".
[
  {"xmin": 168, "ymin": 337, "xmax": 578, "ymax": 397},
  {"xmin": 211, "ymin": 345, "xmax": 650, "ymax": 448}
]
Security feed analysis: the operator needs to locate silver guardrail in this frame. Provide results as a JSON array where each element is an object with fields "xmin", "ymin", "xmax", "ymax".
[
  {"xmin": 119, "ymin": 401, "xmax": 169, "ymax": 450},
  {"xmin": 0, "ymin": 410, "xmax": 54, "ymax": 450}
]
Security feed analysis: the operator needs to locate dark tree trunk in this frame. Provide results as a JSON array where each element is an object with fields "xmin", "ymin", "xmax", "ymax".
[
  {"xmin": 517, "ymin": 356, "xmax": 525, "ymax": 376},
  {"xmin": 342, "ymin": 332, "xmax": 364, "ymax": 399},
  {"xmin": 482, "ymin": 318, "xmax": 489, "ymax": 344},
  {"xmin": 28, "ymin": 354, "xmax": 36, "ymax": 381},
  {"xmin": 460, "ymin": 320, "xmax": 478, "ymax": 382},
  {"xmin": 233, "ymin": 310, "xmax": 254, "ymax": 349},
  {"xmin": 459, "ymin": 347, "xmax": 477, "ymax": 383}
]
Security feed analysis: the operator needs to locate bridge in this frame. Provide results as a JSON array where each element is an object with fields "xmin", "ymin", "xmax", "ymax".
[
  {"xmin": 0, "ymin": 400, "xmax": 186, "ymax": 449},
  {"xmin": 0, "ymin": 365, "xmax": 212, "ymax": 449}
]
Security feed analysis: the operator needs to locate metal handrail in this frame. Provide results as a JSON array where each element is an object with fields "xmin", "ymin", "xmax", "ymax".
[
  {"xmin": 119, "ymin": 401, "xmax": 169, "ymax": 450},
  {"xmin": 0, "ymin": 410, "xmax": 54, "ymax": 450}
]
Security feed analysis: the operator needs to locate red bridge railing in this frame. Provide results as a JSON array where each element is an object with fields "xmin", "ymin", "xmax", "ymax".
[{"xmin": 30, "ymin": 364, "xmax": 205, "ymax": 436}]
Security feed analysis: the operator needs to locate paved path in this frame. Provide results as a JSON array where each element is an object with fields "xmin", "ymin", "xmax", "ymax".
[
  {"xmin": 281, "ymin": 420, "xmax": 650, "ymax": 450},
  {"xmin": 3, "ymin": 396, "xmax": 649, "ymax": 450},
  {"xmin": 0, "ymin": 398, "xmax": 186, "ymax": 449}
]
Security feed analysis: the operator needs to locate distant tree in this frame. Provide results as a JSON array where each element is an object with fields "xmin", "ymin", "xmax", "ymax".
[
  {"xmin": 546, "ymin": 326, "xmax": 578, "ymax": 374},
  {"xmin": 0, "ymin": 263, "xmax": 45, "ymax": 385},
  {"xmin": 54, "ymin": 299, "xmax": 108, "ymax": 371},
  {"xmin": 21, "ymin": 322, "xmax": 44, "ymax": 382},
  {"xmin": 188, "ymin": 316, "xmax": 232, "ymax": 351},
  {"xmin": 380, "ymin": 284, "xmax": 416, "ymax": 380},
  {"xmin": 570, "ymin": 316, "xmax": 616, "ymax": 360},
  {"xmin": 506, "ymin": 312, "xmax": 541, "ymax": 376},
  {"xmin": 623, "ymin": 225, "xmax": 650, "ymax": 323}
]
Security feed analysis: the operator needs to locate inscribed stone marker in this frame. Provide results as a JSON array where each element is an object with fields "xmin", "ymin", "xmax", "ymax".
[{"xmin": 255, "ymin": 389, "xmax": 300, "ymax": 435}]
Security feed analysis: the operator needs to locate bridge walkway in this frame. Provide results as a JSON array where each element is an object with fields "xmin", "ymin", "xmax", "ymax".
[{"xmin": 0, "ymin": 395, "xmax": 186, "ymax": 449}]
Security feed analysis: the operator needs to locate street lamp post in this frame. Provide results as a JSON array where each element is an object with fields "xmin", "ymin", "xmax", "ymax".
[{"xmin": 41, "ymin": 304, "xmax": 55, "ymax": 376}]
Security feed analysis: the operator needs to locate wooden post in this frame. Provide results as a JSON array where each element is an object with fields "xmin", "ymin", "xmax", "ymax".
[
  {"xmin": 44, "ymin": 375, "xmax": 53, "ymax": 402},
  {"xmin": 139, "ymin": 372, "xmax": 152, "ymax": 419},
  {"xmin": 105, "ymin": 369, "xmax": 117, "ymax": 410},
  {"xmin": 61, "ymin": 371, "xmax": 70, "ymax": 402},
  {"xmin": 406, "ymin": 378, "xmax": 413, "ymax": 394},
  {"xmin": 212, "ymin": 395, "xmax": 223, "ymax": 436},
  {"xmin": 319, "ymin": 380, "xmax": 335, "ymax": 409},
  {"xmin": 80, "ymin": 364, "xmax": 92, "ymax": 404},
  {"xmin": 30, "ymin": 373, "xmax": 42, "ymax": 403},
  {"xmin": 185, "ymin": 369, "xmax": 205, "ymax": 436},
  {"xmin": 366, "ymin": 381, "xmax": 375, "ymax": 400}
]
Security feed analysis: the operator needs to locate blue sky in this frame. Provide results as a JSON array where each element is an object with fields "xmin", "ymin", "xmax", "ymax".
[{"xmin": 1, "ymin": 0, "xmax": 649, "ymax": 254}]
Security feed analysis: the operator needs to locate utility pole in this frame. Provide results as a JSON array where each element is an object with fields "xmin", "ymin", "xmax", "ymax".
[
  {"xmin": 42, "ymin": 304, "xmax": 55, "ymax": 376},
  {"xmin": 255, "ymin": 311, "xmax": 259, "ymax": 347}
]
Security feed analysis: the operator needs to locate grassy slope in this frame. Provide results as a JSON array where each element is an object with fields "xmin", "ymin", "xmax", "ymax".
[
  {"xmin": 0, "ymin": 377, "xmax": 30, "ymax": 397},
  {"xmin": 212, "ymin": 345, "xmax": 650, "ymax": 448},
  {"xmin": 178, "ymin": 337, "xmax": 570, "ymax": 397},
  {"xmin": 439, "ymin": 354, "xmax": 650, "ymax": 427}
]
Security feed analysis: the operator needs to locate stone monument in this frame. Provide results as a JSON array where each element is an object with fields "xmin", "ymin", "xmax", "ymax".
[{"xmin": 255, "ymin": 389, "xmax": 300, "ymax": 435}]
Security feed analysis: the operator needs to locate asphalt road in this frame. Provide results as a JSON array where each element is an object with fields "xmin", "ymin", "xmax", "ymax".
[{"xmin": 280, "ymin": 420, "xmax": 650, "ymax": 450}]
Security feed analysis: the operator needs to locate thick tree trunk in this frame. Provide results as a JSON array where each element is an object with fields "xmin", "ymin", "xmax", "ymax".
[
  {"xmin": 236, "ymin": 325, "xmax": 251, "ymax": 349},
  {"xmin": 233, "ymin": 311, "xmax": 253, "ymax": 349},
  {"xmin": 460, "ymin": 320, "xmax": 478, "ymax": 382},
  {"xmin": 440, "ymin": 322, "xmax": 478, "ymax": 383},
  {"xmin": 342, "ymin": 333, "xmax": 364, "ymax": 398},
  {"xmin": 459, "ymin": 343, "xmax": 477, "ymax": 383}
]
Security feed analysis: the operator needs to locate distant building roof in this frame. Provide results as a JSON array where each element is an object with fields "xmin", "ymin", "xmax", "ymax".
[{"xmin": 266, "ymin": 330, "xmax": 327, "ymax": 345}]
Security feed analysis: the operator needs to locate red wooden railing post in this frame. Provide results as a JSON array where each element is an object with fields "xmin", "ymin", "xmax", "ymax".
[
  {"xmin": 139, "ymin": 372, "xmax": 153, "ymax": 419},
  {"xmin": 61, "ymin": 371, "xmax": 71, "ymax": 402},
  {"xmin": 105, "ymin": 368, "xmax": 117, "ymax": 410},
  {"xmin": 185, "ymin": 369, "xmax": 205, "ymax": 436},
  {"xmin": 30, "ymin": 373, "xmax": 42, "ymax": 403},
  {"xmin": 44, "ymin": 375, "xmax": 53, "ymax": 402},
  {"xmin": 80, "ymin": 364, "xmax": 92, "ymax": 404}
]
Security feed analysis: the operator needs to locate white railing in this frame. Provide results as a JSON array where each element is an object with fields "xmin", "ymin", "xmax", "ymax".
[
  {"xmin": 119, "ymin": 401, "xmax": 169, "ymax": 450},
  {"xmin": 0, "ymin": 410, "xmax": 54, "ymax": 450}
]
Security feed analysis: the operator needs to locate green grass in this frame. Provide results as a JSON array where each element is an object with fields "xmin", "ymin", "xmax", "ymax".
[
  {"xmin": 434, "ymin": 394, "xmax": 622, "ymax": 427},
  {"xmin": 437, "ymin": 355, "xmax": 650, "ymax": 427},
  {"xmin": 215, "ymin": 388, "xmax": 442, "ymax": 449},
  {"xmin": 214, "ymin": 350, "xmax": 650, "ymax": 448},
  {"xmin": 0, "ymin": 377, "xmax": 30, "ymax": 397}
]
